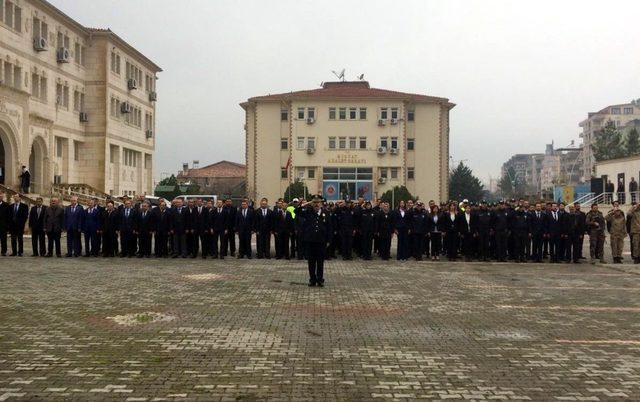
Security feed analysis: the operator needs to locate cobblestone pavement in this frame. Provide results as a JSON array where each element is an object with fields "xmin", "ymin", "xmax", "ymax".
[{"xmin": 1, "ymin": 246, "xmax": 640, "ymax": 400}]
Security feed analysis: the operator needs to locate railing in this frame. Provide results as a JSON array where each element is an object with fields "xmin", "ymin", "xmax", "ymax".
[
  {"xmin": 51, "ymin": 183, "xmax": 121, "ymax": 206},
  {"xmin": 567, "ymin": 192, "xmax": 595, "ymax": 207},
  {"xmin": 0, "ymin": 184, "xmax": 38, "ymax": 205}
]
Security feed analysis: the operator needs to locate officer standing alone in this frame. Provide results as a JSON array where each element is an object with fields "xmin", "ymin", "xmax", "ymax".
[{"xmin": 298, "ymin": 197, "xmax": 332, "ymax": 287}]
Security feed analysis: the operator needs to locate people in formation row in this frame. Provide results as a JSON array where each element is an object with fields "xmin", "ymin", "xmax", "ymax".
[{"xmin": 0, "ymin": 191, "xmax": 638, "ymax": 265}]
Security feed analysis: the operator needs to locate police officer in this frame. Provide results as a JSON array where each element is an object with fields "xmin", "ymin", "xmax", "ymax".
[
  {"xmin": 358, "ymin": 201, "xmax": 376, "ymax": 260},
  {"xmin": 409, "ymin": 201, "xmax": 428, "ymax": 260},
  {"xmin": 473, "ymin": 202, "xmax": 493, "ymax": 262},
  {"xmin": 375, "ymin": 202, "xmax": 394, "ymax": 260},
  {"xmin": 298, "ymin": 197, "xmax": 332, "ymax": 287},
  {"xmin": 337, "ymin": 201, "xmax": 355, "ymax": 260},
  {"xmin": 585, "ymin": 203, "xmax": 606, "ymax": 264}
]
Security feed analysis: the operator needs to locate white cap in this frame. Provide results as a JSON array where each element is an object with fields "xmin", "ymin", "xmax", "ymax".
[
  {"xmin": 292, "ymin": 198, "xmax": 300, "ymax": 202},
  {"xmin": 463, "ymin": 199, "xmax": 469, "ymax": 203}
]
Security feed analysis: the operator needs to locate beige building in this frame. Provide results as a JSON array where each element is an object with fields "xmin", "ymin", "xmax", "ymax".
[
  {"xmin": 0, "ymin": 0, "xmax": 161, "ymax": 197},
  {"xmin": 579, "ymin": 101, "xmax": 640, "ymax": 181},
  {"xmin": 241, "ymin": 81, "xmax": 454, "ymax": 203}
]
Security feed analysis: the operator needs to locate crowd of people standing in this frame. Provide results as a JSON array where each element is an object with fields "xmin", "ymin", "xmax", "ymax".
[{"xmin": 0, "ymin": 191, "xmax": 639, "ymax": 265}]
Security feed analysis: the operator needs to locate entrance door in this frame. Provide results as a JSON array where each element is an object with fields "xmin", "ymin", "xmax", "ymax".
[{"xmin": 339, "ymin": 182, "xmax": 356, "ymax": 201}]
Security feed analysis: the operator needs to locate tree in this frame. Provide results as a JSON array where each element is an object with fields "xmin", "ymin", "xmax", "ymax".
[
  {"xmin": 593, "ymin": 121, "xmax": 625, "ymax": 161},
  {"xmin": 283, "ymin": 180, "xmax": 311, "ymax": 202},
  {"xmin": 626, "ymin": 128, "xmax": 640, "ymax": 156},
  {"xmin": 449, "ymin": 162, "xmax": 485, "ymax": 202},
  {"xmin": 158, "ymin": 174, "xmax": 178, "ymax": 187},
  {"xmin": 380, "ymin": 185, "xmax": 415, "ymax": 209}
]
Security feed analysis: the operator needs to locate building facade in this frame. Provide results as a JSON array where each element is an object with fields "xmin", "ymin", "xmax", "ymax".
[
  {"xmin": 241, "ymin": 81, "xmax": 454, "ymax": 203},
  {"xmin": 501, "ymin": 153, "xmax": 543, "ymax": 191},
  {"xmin": 0, "ymin": 0, "xmax": 161, "ymax": 196},
  {"xmin": 579, "ymin": 100, "xmax": 640, "ymax": 181},
  {"xmin": 177, "ymin": 160, "xmax": 246, "ymax": 197}
]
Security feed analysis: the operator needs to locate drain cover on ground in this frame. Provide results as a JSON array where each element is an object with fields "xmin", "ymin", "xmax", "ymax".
[{"xmin": 107, "ymin": 312, "xmax": 176, "ymax": 326}]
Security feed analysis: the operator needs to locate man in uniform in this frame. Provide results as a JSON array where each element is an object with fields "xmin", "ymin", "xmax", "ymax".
[
  {"xmin": 409, "ymin": 202, "xmax": 428, "ymax": 260},
  {"xmin": 298, "ymin": 197, "xmax": 332, "ymax": 287},
  {"xmin": 570, "ymin": 202, "xmax": 586, "ymax": 264},
  {"xmin": 628, "ymin": 202, "xmax": 640, "ymax": 264},
  {"xmin": 585, "ymin": 203, "xmax": 606, "ymax": 264},
  {"xmin": 493, "ymin": 202, "xmax": 510, "ymax": 262},
  {"xmin": 530, "ymin": 203, "xmax": 545, "ymax": 263},
  {"xmin": 605, "ymin": 201, "xmax": 626, "ymax": 264},
  {"xmin": 375, "ymin": 202, "xmax": 394, "ymax": 260},
  {"xmin": 235, "ymin": 199, "xmax": 254, "ymax": 259},
  {"xmin": 472, "ymin": 202, "xmax": 493, "ymax": 262},
  {"xmin": 359, "ymin": 201, "xmax": 376, "ymax": 260},
  {"xmin": 337, "ymin": 201, "xmax": 355, "ymax": 260}
]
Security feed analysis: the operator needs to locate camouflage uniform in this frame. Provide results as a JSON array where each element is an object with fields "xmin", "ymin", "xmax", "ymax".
[
  {"xmin": 605, "ymin": 209, "xmax": 626, "ymax": 260},
  {"xmin": 628, "ymin": 207, "xmax": 640, "ymax": 262},
  {"xmin": 585, "ymin": 210, "xmax": 605, "ymax": 262}
]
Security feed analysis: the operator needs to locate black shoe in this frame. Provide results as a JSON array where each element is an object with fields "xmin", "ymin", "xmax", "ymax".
[
  {"xmin": 317, "ymin": 282, "xmax": 324, "ymax": 288},
  {"xmin": 308, "ymin": 282, "xmax": 316, "ymax": 287}
]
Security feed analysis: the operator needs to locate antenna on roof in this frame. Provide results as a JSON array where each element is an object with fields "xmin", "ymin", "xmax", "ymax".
[
  {"xmin": 331, "ymin": 68, "xmax": 345, "ymax": 81},
  {"xmin": 358, "ymin": 73, "xmax": 365, "ymax": 80}
]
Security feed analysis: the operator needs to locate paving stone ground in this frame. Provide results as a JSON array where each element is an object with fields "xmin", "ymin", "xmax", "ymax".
[{"xmin": 1, "ymin": 242, "xmax": 640, "ymax": 401}]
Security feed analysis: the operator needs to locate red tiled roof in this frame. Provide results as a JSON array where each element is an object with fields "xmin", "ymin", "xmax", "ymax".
[
  {"xmin": 178, "ymin": 160, "xmax": 246, "ymax": 179},
  {"xmin": 244, "ymin": 81, "xmax": 454, "ymax": 107}
]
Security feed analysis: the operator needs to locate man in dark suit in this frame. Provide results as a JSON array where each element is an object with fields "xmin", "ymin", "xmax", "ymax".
[
  {"xmin": 28, "ymin": 197, "xmax": 47, "ymax": 257},
  {"xmin": 101, "ymin": 201, "xmax": 119, "ymax": 257},
  {"xmin": 472, "ymin": 202, "xmax": 494, "ymax": 261},
  {"xmin": 235, "ymin": 199, "xmax": 254, "ymax": 258},
  {"xmin": 571, "ymin": 202, "xmax": 587, "ymax": 264},
  {"xmin": 119, "ymin": 199, "xmax": 137, "ymax": 257},
  {"xmin": 529, "ymin": 203, "xmax": 546, "ymax": 262},
  {"xmin": 9, "ymin": 194, "xmax": 28, "ymax": 256},
  {"xmin": 44, "ymin": 197, "xmax": 64, "ymax": 257},
  {"xmin": 83, "ymin": 198, "xmax": 102, "ymax": 257},
  {"xmin": 375, "ymin": 202, "xmax": 394, "ymax": 260},
  {"xmin": 171, "ymin": 198, "xmax": 189, "ymax": 258},
  {"xmin": 154, "ymin": 200, "xmax": 172, "ymax": 258},
  {"xmin": 137, "ymin": 201, "xmax": 155, "ymax": 258},
  {"xmin": 209, "ymin": 200, "xmax": 227, "ymax": 259},
  {"xmin": 224, "ymin": 198, "xmax": 237, "ymax": 257},
  {"xmin": 191, "ymin": 199, "xmax": 209, "ymax": 258},
  {"xmin": 544, "ymin": 203, "xmax": 563, "ymax": 263},
  {"xmin": 64, "ymin": 196, "xmax": 84, "ymax": 257},
  {"xmin": 0, "ymin": 191, "xmax": 8, "ymax": 256},
  {"xmin": 273, "ymin": 199, "xmax": 292, "ymax": 259},
  {"xmin": 409, "ymin": 202, "xmax": 429, "ymax": 260},
  {"xmin": 19, "ymin": 166, "xmax": 30, "ymax": 194},
  {"xmin": 254, "ymin": 198, "xmax": 274, "ymax": 259},
  {"xmin": 297, "ymin": 197, "xmax": 332, "ymax": 287}
]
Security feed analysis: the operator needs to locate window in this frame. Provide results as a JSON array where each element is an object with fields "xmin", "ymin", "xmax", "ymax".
[
  {"xmin": 110, "ymin": 52, "xmax": 121, "ymax": 74},
  {"xmin": 624, "ymin": 107, "xmax": 634, "ymax": 115},
  {"xmin": 391, "ymin": 108, "xmax": 398, "ymax": 119},
  {"xmin": 407, "ymin": 138, "xmax": 415, "ymax": 150},
  {"xmin": 380, "ymin": 137, "xmax": 388, "ymax": 148},
  {"xmin": 329, "ymin": 107, "xmax": 336, "ymax": 120},
  {"xmin": 57, "ymin": 32, "xmax": 70, "ymax": 50},
  {"xmin": 145, "ymin": 112, "xmax": 154, "ymax": 133},
  {"xmin": 297, "ymin": 108, "xmax": 305, "ymax": 119},
  {"xmin": 391, "ymin": 168, "xmax": 398, "ymax": 179},
  {"xmin": 359, "ymin": 107, "xmax": 367, "ymax": 120},
  {"xmin": 380, "ymin": 168, "xmax": 388, "ymax": 179},
  {"xmin": 328, "ymin": 137, "xmax": 336, "ymax": 149},
  {"xmin": 349, "ymin": 136, "xmax": 356, "ymax": 149},
  {"xmin": 110, "ymin": 145, "xmax": 118, "ymax": 163},
  {"xmin": 56, "ymin": 82, "xmax": 69, "ymax": 108},
  {"xmin": 338, "ymin": 137, "xmax": 346, "ymax": 149},
  {"xmin": 123, "ymin": 148, "xmax": 138, "ymax": 167},
  {"xmin": 296, "ymin": 168, "xmax": 305, "ymax": 180},
  {"xmin": 55, "ymin": 137, "xmax": 63, "ymax": 158},
  {"xmin": 407, "ymin": 110, "xmax": 415, "ymax": 121},
  {"xmin": 359, "ymin": 137, "xmax": 367, "ymax": 149},
  {"xmin": 32, "ymin": 17, "xmax": 48, "ymax": 41},
  {"xmin": 74, "ymin": 42, "xmax": 86, "ymax": 66},
  {"xmin": 407, "ymin": 167, "xmax": 415, "ymax": 180},
  {"xmin": 73, "ymin": 90, "xmax": 85, "ymax": 112},
  {"xmin": 307, "ymin": 137, "xmax": 315, "ymax": 149},
  {"xmin": 308, "ymin": 168, "xmax": 315, "ymax": 179},
  {"xmin": 281, "ymin": 168, "xmax": 288, "ymax": 179},
  {"xmin": 280, "ymin": 139, "xmax": 288, "ymax": 150},
  {"xmin": 380, "ymin": 108, "xmax": 388, "ymax": 120},
  {"xmin": 281, "ymin": 109, "xmax": 288, "ymax": 121},
  {"xmin": 391, "ymin": 137, "xmax": 398, "ymax": 149},
  {"xmin": 125, "ymin": 61, "xmax": 143, "ymax": 84},
  {"xmin": 73, "ymin": 141, "xmax": 80, "ymax": 161},
  {"xmin": 611, "ymin": 107, "xmax": 621, "ymax": 115},
  {"xmin": 31, "ymin": 73, "xmax": 47, "ymax": 102},
  {"xmin": 349, "ymin": 107, "xmax": 357, "ymax": 120},
  {"xmin": 144, "ymin": 73, "xmax": 155, "ymax": 92},
  {"xmin": 11, "ymin": 65, "xmax": 21, "ymax": 89},
  {"xmin": 297, "ymin": 137, "xmax": 305, "ymax": 149},
  {"xmin": 307, "ymin": 107, "xmax": 315, "ymax": 119},
  {"xmin": 2, "ymin": 1, "xmax": 21, "ymax": 31},
  {"xmin": 339, "ymin": 107, "xmax": 346, "ymax": 120}
]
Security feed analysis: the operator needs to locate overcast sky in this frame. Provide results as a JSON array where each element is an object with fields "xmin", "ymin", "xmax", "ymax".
[{"xmin": 51, "ymin": 0, "xmax": 640, "ymax": 184}]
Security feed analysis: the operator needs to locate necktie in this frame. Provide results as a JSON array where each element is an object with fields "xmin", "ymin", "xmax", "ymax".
[
  {"xmin": 143, "ymin": 211, "xmax": 146, "ymax": 218},
  {"xmin": 126, "ymin": 209, "xmax": 129, "ymax": 218},
  {"xmin": 243, "ymin": 209, "xmax": 246, "ymax": 218}
]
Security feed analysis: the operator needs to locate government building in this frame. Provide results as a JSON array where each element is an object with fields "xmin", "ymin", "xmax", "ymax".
[
  {"xmin": 0, "ymin": 0, "xmax": 161, "ymax": 197},
  {"xmin": 241, "ymin": 80, "xmax": 454, "ymax": 203}
]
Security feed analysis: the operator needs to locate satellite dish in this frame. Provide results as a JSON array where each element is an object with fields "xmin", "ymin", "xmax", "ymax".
[
  {"xmin": 331, "ymin": 68, "xmax": 345, "ymax": 81},
  {"xmin": 358, "ymin": 74, "xmax": 364, "ymax": 80}
]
